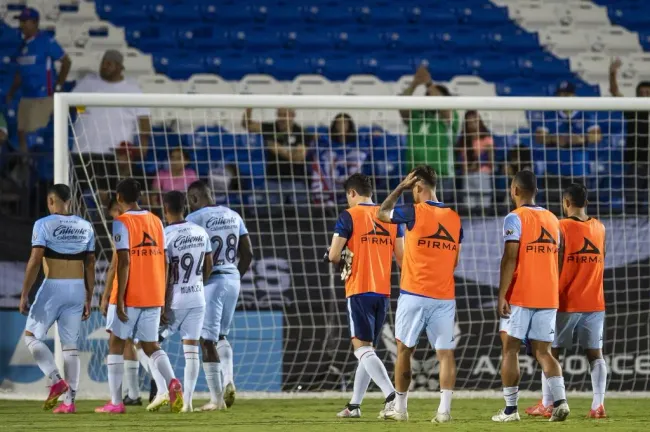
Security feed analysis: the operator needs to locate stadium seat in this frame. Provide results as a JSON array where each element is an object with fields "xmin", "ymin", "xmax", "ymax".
[
  {"xmin": 517, "ymin": 53, "xmax": 571, "ymax": 79},
  {"xmin": 290, "ymin": 74, "xmax": 340, "ymax": 95},
  {"xmin": 509, "ymin": 3, "xmax": 560, "ymax": 30},
  {"xmin": 340, "ymin": 75, "xmax": 399, "ymax": 127},
  {"xmin": 75, "ymin": 20, "xmax": 127, "ymax": 51},
  {"xmin": 608, "ymin": 4, "xmax": 650, "ymax": 33},
  {"xmin": 465, "ymin": 55, "xmax": 517, "ymax": 81},
  {"xmin": 591, "ymin": 26, "xmax": 643, "ymax": 56},
  {"xmin": 57, "ymin": 0, "xmax": 99, "ymax": 25},
  {"xmin": 263, "ymin": 53, "xmax": 314, "ymax": 80},
  {"xmin": 561, "ymin": 3, "xmax": 610, "ymax": 28},
  {"xmin": 449, "ymin": 75, "xmax": 497, "ymax": 97},
  {"xmin": 176, "ymin": 26, "xmax": 228, "ymax": 50},
  {"xmin": 598, "ymin": 78, "xmax": 636, "ymax": 97},
  {"xmin": 489, "ymin": 27, "xmax": 539, "ymax": 53},
  {"xmin": 97, "ymin": 0, "xmax": 149, "ymax": 26},
  {"xmin": 66, "ymin": 49, "xmax": 100, "ymax": 81},
  {"xmin": 138, "ymin": 74, "xmax": 182, "ymax": 94},
  {"xmin": 284, "ymin": 30, "xmax": 334, "ymax": 52},
  {"xmin": 126, "ymin": 24, "xmax": 177, "ymax": 52},
  {"xmin": 437, "ymin": 29, "xmax": 493, "ymax": 53},
  {"xmin": 154, "ymin": 51, "xmax": 209, "ymax": 80},
  {"xmin": 393, "ymin": 75, "xmax": 428, "ymax": 96},
  {"xmin": 621, "ymin": 53, "xmax": 650, "ymax": 81},
  {"xmin": 570, "ymin": 53, "xmax": 610, "ymax": 83},
  {"xmin": 149, "ymin": 2, "xmax": 202, "ymax": 24},
  {"xmin": 311, "ymin": 56, "xmax": 365, "ymax": 81},
  {"xmin": 122, "ymin": 48, "xmax": 155, "ymax": 78},
  {"xmin": 238, "ymin": 74, "xmax": 286, "ymax": 95},
  {"xmin": 229, "ymin": 29, "xmax": 283, "ymax": 52},
  {"xmin": 539, "ymin": 27, "xmax": 592, "ymax": 58},
  {"xmin": 457, "ymin": 3, "xmax": 509, "ymax": 26},
  {"xmin": 496, "ymin": 78, "xmax": 546, "ymax": 96},
  {"xmin": 402, "ymin": 5, "xmax": 457, "ymax": 26},
  {"xmin": 182, "ymin": 74, "xmax": 234, "ymax": 94}
]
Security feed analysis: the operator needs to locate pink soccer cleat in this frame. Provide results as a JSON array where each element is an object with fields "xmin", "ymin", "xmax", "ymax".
[
  {"xmin": 525, "ymin": 400, "xmax": 552, "ymax": 418},
  {"xmin": 53, "ymin": 403, "xmax": 76, "ymax": 414},
  {"xmin": 588, "ymin": 405, "xmax": 607, "ymax": 419},
  {"xmin": 168, "ymin": 378, "xmax": 184, "ymax": 413},
  {"xmin": 43, "ymin": 380, "xmax": 69, "ymax": 411},
  {"xmin": 94, "ymin": 402, "xmax": 126, "ymax": 414}
]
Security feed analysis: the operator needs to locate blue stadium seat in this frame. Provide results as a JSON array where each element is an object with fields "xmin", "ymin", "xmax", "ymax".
[
  {"xmin": 213, "ymin": 55, "xmax": 260, "ymax": 79},
  {"xmin": 264, "ymin": 6, "xmax": 305, "ymax": 24},
  {"xmin": 311, "ymin": 56, "xmax": 364, "ymax": 81},
  {"xmin": 385, "ymin": 29, "xmax": 435, "ymax": 53},
  {"xmin": 177, "ymin": 26, "xmax": 228, "ymax": 50},
  {"xmin": 368, "ymin": 55, "xmax": 415, "ymax": 81},
  {"xmin": 153, "ymin": 52, "xmax": 208, "ymax": 80},
  {"xmin": 97, "ymin": 1, "xmax": 149, "ymax": 26},
  {"xmin": 489, "ymin": 28, "xmax": 539, "ymax": 53},
  {"xmin": 149, "ymin": 3, "xmax": 202, "ymax": 23},
  {"xmin": 456, "ymin": 4, "xmax": 509, "ymax": 26},
  {"xmin": 465, "ymin": 55, "xmax": 517, "ymax": 81},
  {"xmin": 357, "ymin": 5, "xmax": 402, "ymax": 26},
  {"xmin": 126, "ymin": 25, "xmax": 178, "ymax": 51},
  {"xmin": 436, "ymin": 29, "xmax": 493, "ymax": 53},
  {"xmin": 283, "ymin": 30, "xmax": 334, "ymax": 51},
  {"xmin": 310, "ymin": 5, "xmax": 355, "ymax": 25},
  {"xmin": 204, "ymin": 4, "xmax": 254, "ymax": 24},
  {"xmin": 402, "ymin": 6, "xmax": 457, "ymax": 26},
  {"xmin": 229, "ymin": 29, "xmax": 283, "ymax": 52},
  {"xmin": 262, "ymin": 53, "xmax": 313, "ymax": 80},
  {"xmin": 608, "ymin": 5, "xmax": 650, "ymax": 32},
  {"xmin": 497, "ymin": 79, "xmax": 546, "ymax": 96},
  {"xmin": 424, "ymin": 56, "xmax": 467, "ymax": 81},
  {"xmin": 517, "ymin": 54, "xmax": 571, "ymax": 80}
]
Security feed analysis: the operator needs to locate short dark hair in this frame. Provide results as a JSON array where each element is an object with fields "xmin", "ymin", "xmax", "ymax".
[
  {"xmin": 48, "ymin": 184, "xmax": 71, "ymax": 202},
  {"xmin": 343, "ymin": 173, "xmax": 372, "ymax": 197},
  {"xmin": 637, "ymin": 81, "xmax": 650, "ymax": 95},
  {"xmin": 163, "ymin": 190, "xmax": 186, "ymax": 214},
  {"xmin": 564, "ymin": 182, "xmax": 588, "ymax": 208},
  {"xmin": 107, "ymin": 196, "xmax": 118, "ymax": 211},
  {"xmin": 116, "ymin": 178, "xmax": 141, "ymax": 204},
  {"xmin": 187, "ymin": 180, "xmax": 211, "ymax": 199},
  {"xmin": 435, "ymin": 84, "xmax": 451, "ymax": 96},
  {"xmin": 513, "ymin": 170, "xmax": 537, "ymax": 195},
  {"xmin": 412, "ymin": 165, "xmax": 437, "ymax": 189}
]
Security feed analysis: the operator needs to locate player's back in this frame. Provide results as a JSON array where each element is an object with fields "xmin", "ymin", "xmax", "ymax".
[
  {"xmin": 344, "ymin": 204, "xmax": 399, "ymax": 297},
  {"xmin": 559, "ymin": 217, "xmax": 606, "ymax": 313},
  {"xmin": 32, "ymin": 214, "xmax": 95, "ymax": 279},
  {"xmin": 187, "ymin": 205, "xmax": 247, "ymax": 275},
  {"xmin": 506, "ymin": 205, "xmax": 560, "ymax": 309},
  {"xmin": 164, "ymin": 221, "xmax": 211, "ymax": 310},
  {"xmin": 111, "ymin": 209, "xmax": 166, "ymax": 307},
  {"xmin": 401, "ymin": 202, "xmax": 462, "ymax": 300}
]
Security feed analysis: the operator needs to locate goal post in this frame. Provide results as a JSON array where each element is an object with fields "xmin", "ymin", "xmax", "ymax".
[{"xmin": 43, "ymin": 92, "xmax": 650, "ymax": 399}]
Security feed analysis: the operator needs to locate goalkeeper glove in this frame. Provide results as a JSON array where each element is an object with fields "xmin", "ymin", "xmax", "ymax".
[{"xmin": 339, "ymin": 248, "xmax": 354, "ymax": 282}]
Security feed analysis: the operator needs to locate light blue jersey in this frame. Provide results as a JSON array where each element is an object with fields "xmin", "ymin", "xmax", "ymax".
[
  {"xmin": 32, "ymin": 214, "xmax": 95, "ymax": 259},
  {"xmin": 186, "ymin": 205, "xmax": 248, "ymax": 275}
]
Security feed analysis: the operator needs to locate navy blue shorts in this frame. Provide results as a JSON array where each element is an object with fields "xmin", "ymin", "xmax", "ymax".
[{"xmin": 347, "ymin": 294, "xmax": 390, "ymax": 346}]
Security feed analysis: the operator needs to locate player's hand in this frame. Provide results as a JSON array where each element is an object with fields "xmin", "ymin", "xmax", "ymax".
[
  {"xmin": 116, "ymin": 303, "xmax": 129, "ymax": 323},
  {"xmin": 100, "ymin": 297, "xmax": 109, "ymax": 317},
  {"xmin": 412, "ymin": 64, "xmax": 431, "ymax": 86},
  {"xmin": 19, "ymin": 296, "xmax": 29, "ymax": 316},
  {"xmin": 398, "ymin": 172, "xmax": 419, "ymax": 191},
  {"xmin": 82, "ymin": 301, "xmax": 91, "ymax": 321},
  {"xmin": 160, "ymin": 308, "xmax": 170, "ymax": 326},
  {"xmin": 497, "ymin": 296, "xmax": 511, "ymax": 318}
]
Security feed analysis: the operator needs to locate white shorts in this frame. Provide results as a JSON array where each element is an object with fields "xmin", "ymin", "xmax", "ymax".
[
  {"xmin": 395, "ymin": 293, "xmax": 456, "ymax": 350},
  {"xmin": 552, "ymin": 311, "xmax": 605, "ymax": 350},
  {"xmin": 161, "ymin": 306, "xmax": 205, "ymax": 341},
  {"xmin": 499, "ymin": 305, "xmax": 556, "ymax": 343},
  {"xmin": 25, "ymin": 278, "xmax": 85, "ymax": 345},
  {"xmin": 202, "ymin": 273, "xmax": 240, "ymax": 341},
  {"xmin": 106, "ymin": 304, "xmax": 161, "ymax": 342}
]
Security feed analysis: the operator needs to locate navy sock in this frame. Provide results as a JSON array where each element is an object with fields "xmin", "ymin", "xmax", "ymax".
[{"xmin": 504, "ymin": 405, "xmax": 518, "ymax": 415}]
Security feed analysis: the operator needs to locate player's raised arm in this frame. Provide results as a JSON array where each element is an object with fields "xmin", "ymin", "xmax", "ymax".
[
  {"xmin": 498, "ymin": 213, "xmax": 521, "ymax": 318},
  {"xmin": 377, "ymin": 172, "xmax": 419, "ymax": 223}
]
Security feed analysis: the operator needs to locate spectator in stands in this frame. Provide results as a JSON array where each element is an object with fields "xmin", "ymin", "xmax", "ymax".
[
  {"xmin": 242, "ymin": 107, "xmax": 310, "ymax": 203},
  {"xmin": 609, "ymin": 58, "xmax": 650, "ymax": 206},
  {"xmin": 311, "ymin": 113, "xmax": 367, "ymax": 206},
  {"xmin": 151, "ymin": 146, "xmax": 198, "ymax": 194},
  {"xmin": 456, "ymin": 110, "xmax": 493, "ymax": 211},
  {"xmin": 400, "ymin": 64, "xmax": 459, "ymax": 202},
  {"xmin": 71, "ymin": 50, "xmax": 151, "ymax": 190},
  {"xmin": 98, "ymin": 141, "xmax": 147, "ymax": 208},
  {"xmin": 6, "ymin": 8, "xmax": 71, "ymax": 153}
]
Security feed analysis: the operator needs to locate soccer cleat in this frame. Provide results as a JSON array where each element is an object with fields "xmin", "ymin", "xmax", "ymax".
[
  {"xmin": 381, "ymin": 408, "xmax": 409, "ymax": 421},
  {"xmin": 432, "ymin": 412, "xmax": 452, "ymax": 423},
  {"xmin": 94, "ymin": 402, "xmax": 126, "ymax": 414},
  {"xmin": 588, "ymin": 405, "xmax": 607, "ymax": 419},
  {"xmin": 181, "ymin": 404, "xmax": 195, "ymax": 413},
  {"xmin": 168, "ymin": 378, "xmax": 184, "ymax": 413},
  {"xmin": 43, "ymin": 380, "xmax": 69, "ymax": 411},
  {"xmin": 336, "ymin": 404, "xmax": 361, "ymax": 418},
  {"xmin": 123, "ymin": 395, "xmax": 143, "ymax": 406},
  {"xmin": 377, "ymin": 392, "xmax": 396, "ymax": 419},
  {"xmin": 200, "ymin": 400, "xmax": 227, "ymax": 411},
  {"xmin": 549, "ymin": 402, "xmax": 570, "ymax": 422},
  {"xmin": 491, "ymin": 408, "xmax": 521, "ymax": 422},
  {"xmin": 146, "ymin": 393, "xmax": 170, "ymax": 412},
  {"xmin": 149, "ymin": 379, "xmax": 158, "ymax": 403},
  {"xmin": 53, "ymin": 403, "xmax": 76, "ymax": 414},
  {"xmin": 224, "ymin": 382, "xmax": 236, "ymax": 408},
  {"xmin": 525, "ymin": 401, "xmax": 552, "ymax": 418}
]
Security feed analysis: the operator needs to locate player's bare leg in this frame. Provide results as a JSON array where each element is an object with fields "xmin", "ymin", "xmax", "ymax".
[
  {"xmin": 24, "ymin": 330, "xmax": 69, "ymax": 411},
  {"xmin": 181, "ymin": 340, "xmax": 201, "ymax": 413},
  {"xmin": 531, "ymin": 340, "xmax": 569, "ymax": 422},
  {"xmin": 95, "ymin": 333, "xmax": 126, "ymax": 413},
  {"xmin": 123, "ymin": 339, "xmax": 142, "ymax": 406},
  {"xmin": 432, "ymin": 349, "xmax": 455, "ymax": 423},
  {"xmin": 525, "ymin": 348, "xmax": 556, "ymax": 418},
  {"xmin": 586, "ymin": 348, "xmax": 607, "ymax": 418},
  {"xmin": 200, "ymin": 338, "xmax": 226, "ymax": 411},
  {"xmin": 141, "ymin": 341, "xmax": 182, "ymax": 413},
  {"xmin": 382, "ymin": 340, "xmax": 411, "ymax": 421},
  {"xmin": 492, "ymin": 332, "xmax": 521, "ymax": 422}
]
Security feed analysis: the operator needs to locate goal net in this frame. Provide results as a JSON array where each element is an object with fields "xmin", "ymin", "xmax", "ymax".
[{"xmin": 47, "ymin": 94, "xmax": 650, "ymax": 398}]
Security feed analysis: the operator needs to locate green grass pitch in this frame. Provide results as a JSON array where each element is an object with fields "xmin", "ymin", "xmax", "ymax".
[{"xmin": 1, "ymin": 398, "xmax": 648, "ymax": 431}]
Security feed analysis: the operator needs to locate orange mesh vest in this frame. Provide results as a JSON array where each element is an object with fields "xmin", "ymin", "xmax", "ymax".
[
  {"xmin": 344, "ymin": 204, "xmax": 398, "ymax": 298},
  {"xmin": 558, "ymin": 217, "xmax": 606, "ymax": 312},
  {"xmin": 110, "ymin": 211, "xmax": 166, "ymax": 307},
  {"xmin": 506, "ymin": 206, "xmax": 560, "ymax": 309},
  {"xmin": 400, "ymin": 203, "xmax": 461, "ymax": 299}
]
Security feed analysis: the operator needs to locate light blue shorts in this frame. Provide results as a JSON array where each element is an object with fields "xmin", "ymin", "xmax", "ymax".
[
  {"xmin": 25, "ymin": 278, "xmax": 85, "ymax": 345},
  {"xmin": 395, "ymin": 293, "xmax": 456, "ymax": 350},
  {"xmin": 552, "ymin": 311, "xmax": 605, "ymax": 350},
  {"xmin": 499, "ymin": 305, "xmax": 556, "ymax": 343},
  {"xmin": 106, "ymin": 304, "xmax": 161, "ymax": 342},
  {"xmin": 202, "ymin": 273, "xmax": 240, "ymax": 341},
  {"xmin": 161, "ymin": 306, "xmax": 205, "ymax": 341}
]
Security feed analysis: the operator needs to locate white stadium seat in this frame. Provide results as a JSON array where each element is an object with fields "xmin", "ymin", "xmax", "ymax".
[
  {"xmin": 510, "ymin": 3, "xmax": 560, "ymax": 31},
  {"xmin": 238, "ymin": 74, "xmax": 286, "ymax": 95},
  {"xmin": 560, "ymin": 4, "xmax": 610, "ymax": 29},
  {"xmin": 598, "ymin": 78, "xmax": 637, "ymax": 98},
  {"xmin": 539, "ymin": 27, "xmax": 591, "ymax": 58},
  {"xmin": 138, "ymin": 74, "xmax": 182, "ymax": 94},
  {"xmin": 590, "ymin": 26, "xmax": 643, "ymax": 56},
  {"xmin": 290, "ymin": 75, "xmax": 339, "ymax": 126},
  {"xmin": 393, "ymin": 75, "xmax": 428, "ymax": 96},
  {"xmin": 620, "ymin": 53, "xmax": 650, "ymax": 81},
  {"xmin": 120, "ymin": 48, "xmax": 154, "ymax": 78},
  {"xmin": 570, "ymin": 54, "xmax": 610, "ymax": 84},
  {"xmin": 182, "ymin": 74, "xmax": 234, "ymax": 94},
  {"xmin": 449, "ymin": 75, "xmax": 497, "ymax": 97},
  {"xmin": 58, "ymin": 0, "xmax": 99, "ymax": 25},
  {"xmin": 341, "ymin": 75, "xmax": 392, "ymax": 96},
  {"xmin": 66, "ymin": 48, "xmax": 99, "ymax": 81},
  {"xmin": 75, "ymin": 20, "xmax": 126, "ymax": 51},
  {"xmin": 480, "ymin": 110, "xmax": 529, "ymax": 135}
]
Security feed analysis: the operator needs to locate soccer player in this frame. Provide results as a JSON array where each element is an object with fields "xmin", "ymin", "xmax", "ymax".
[
  {"xmin": 161, "ymin": 191, "xmax": 213, "ymax": 412},
  {"xmin": 377, "ymin": 166, "xmax": 462, "ymax": 423},
  {"xmin": 186, "ymin": 180, "xmax": 253, "ymax": 410},
  {"xmin": 493, "ymin": 170, "xmax": 569, "ymax": 422},
  {"xmin": 96, "ymin": 178, "xmax": 183, "ymax": 414},
  {"xmin": 328, "ymin": 173, "xmax": 404, "ymax": 419},
  {"xmin": 19, "ymin": 184, "xmax": 95, "ymax": 413},
  {"xmin": 525, "ymin": 183, "xmax": 607, "ymax": 419}
]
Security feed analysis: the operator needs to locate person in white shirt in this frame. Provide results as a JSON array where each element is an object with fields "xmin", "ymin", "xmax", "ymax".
[{"xmin": 71, "ymin": 50, "xmax": 152, "ymax": 192}]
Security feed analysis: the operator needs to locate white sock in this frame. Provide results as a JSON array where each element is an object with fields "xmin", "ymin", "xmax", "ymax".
[
  {"xmin": 590, "ymin": 359, "xmax": 607, "ymax": 410},
  {"xmin": 107, "ymin": 354, "xmax": 124, "ymax": 405},
  {"xmin": 542, "ymin": 371, "xmax": 553, "ymax": 407},
  {"xmin": 547, "ymin": 375, "xmax": 567, "ymax": 404},
  {"xmin": 438, "ymin": 389, "xmax": 453, "ymax": 414},
  {"xmin": 503, "ymin": 386, "xmax": 519, "ymax": 408},
  {"xmin": 183, "ymin": 345, "xmax": 200, "ymax": 406},
  {"xmin": 203, "ymin": 362, "xmax": 224, "ymax": 404},
  {"xmin": 25, "ymin": 335, "xmax": 61, "ymax": 383},
  {"xmin": 216, "ymin": 339, "xmax": 233, "ymax": 386},
  {"xmin": 354, "ymin": 346, "xmax": 395, "ymax": 398},
  {"xmin": 349, "ymin": 361, "xmax": 371, "ymax": 406},
  {"xmin": 124, "ymin": 360, "xmax": 140, "ymax": 399},
  {"xmin": 148, "ymin": 356, "xmax": 167, "ymax": 397},
  {"xmin": 395, "ymin": 391, "xmax": 408, "ymax": 412},
  {"xmin": 150, "ymin": 350, "xmax": 175, "ymax": 386},
  {"xmin": 62, "ymin": 346, "xmax": 79, "ymax": 405},
  {"xmin": 137, "ymin": 348, "xmax": 150, "ymax": 374}
]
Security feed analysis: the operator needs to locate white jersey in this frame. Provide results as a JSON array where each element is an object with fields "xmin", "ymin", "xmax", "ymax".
[
  {"xmin": 164, "ymin": 221, "xmax": 212, "ymax": 310},
  {"xmin": 32, "ymin": 214, "xmax": 95, "ymax": 259},
  {"xmin": 186, "ymin": 205, "xmax": 248, "ymax": 275}
]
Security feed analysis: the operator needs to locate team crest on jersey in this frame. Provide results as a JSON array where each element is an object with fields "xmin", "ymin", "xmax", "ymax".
[
  {"xmin": 567, "ymin": 237, "xmax": 603, "ymax": 263},
  {"xmin": 417, "ymin": 223, "xmax": 457, "ymax": 250},
  {"xmin": 526, "ymin": 227, "xmax": 558, "ymax": 253},
  {"xmin": 505, "ymin": 229, "xmax": 514, "ymax": 236}
]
